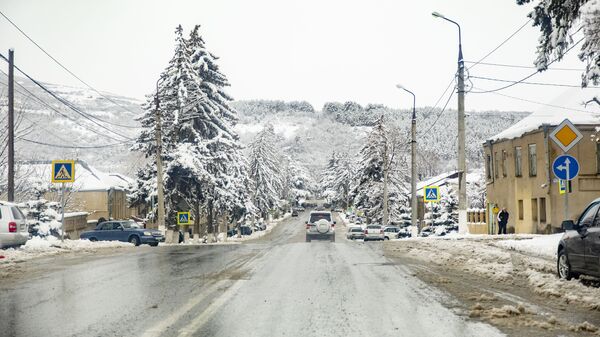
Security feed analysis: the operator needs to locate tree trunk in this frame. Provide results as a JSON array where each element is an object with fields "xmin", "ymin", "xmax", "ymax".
[
  {"xmin": 382, "ymin": 147, "xmax": 389, "ymax": 227},
  {"xmin": 194, "ymin": 199, "xmax": 200, "ymax": 236}
]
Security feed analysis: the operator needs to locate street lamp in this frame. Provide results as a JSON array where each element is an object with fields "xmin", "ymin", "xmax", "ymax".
[
  {"xmin": 395, "ymin": 84, "xmax": 417, "ymax": 231},
  {"xmin": 432, "ymin": 11, "xmax": 468, "ymax": 233}
]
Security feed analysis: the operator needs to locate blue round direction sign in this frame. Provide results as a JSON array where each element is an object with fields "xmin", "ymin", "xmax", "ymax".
[{"xmin": 552, "ymin": 154, "xmax": 579, "ymax": 181}]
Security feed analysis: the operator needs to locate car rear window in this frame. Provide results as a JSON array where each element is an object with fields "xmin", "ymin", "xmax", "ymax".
[
  {"xmin": 367, "ymin": 225, "xmax": 381, "ymax": 229},
  {"xmin": 309, "ymin": 213, "xmax": 331, "ymax": 223},
  {"xmin": 351, "ymin": 228, "xmax": 363, "ymax": 232},
  {"xmin": 11, "ymin": 207, "xmax": 24, "ymax": 220}
]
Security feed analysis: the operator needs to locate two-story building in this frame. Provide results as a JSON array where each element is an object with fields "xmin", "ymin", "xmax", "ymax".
[{"xmin": 483, "ymin": 98, "xmax": 600, "ymax": 234}]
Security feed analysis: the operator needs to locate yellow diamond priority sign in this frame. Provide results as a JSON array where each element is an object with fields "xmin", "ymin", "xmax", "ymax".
[{"xmin": 549, "ymin": 119, "xmax": 582, "ymax": 153}]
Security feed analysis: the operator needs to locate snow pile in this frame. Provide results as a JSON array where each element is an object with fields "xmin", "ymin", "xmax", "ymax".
[
  {"xmin": 1, "ymin": 237, "xmax": 132, "ymax": 264},
  {"xmin": 492, "ymin": 234, "xmax": 562, "ymax": 259},
  {"xmin": 385, "ymin": 234, "xmax": 600, "ymax": 311}
]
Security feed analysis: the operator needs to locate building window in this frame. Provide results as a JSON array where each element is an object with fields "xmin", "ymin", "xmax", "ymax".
[
  {"xmin": 531, "ymin": 198, "xmax": 538, "ymax": 222},
  {"xmin": 597, "ymin": 142, "xmax": 600, "ymax": 174},
  {"xmin": 518, "ymin": 200, "xmax": 524, "ymax": 220},
  {"xmin": 528, "ymin": 144, "xmax": 537, "ymax": 177},
  {"xmin": 486, "ymin": 154, "xmax": 493, "ymax": 180},
  {"xmin": 502, "ymin": 150, "xmax": 507, "ymax": 177},
  {"xmin": 540, "ymin": 197, "xmax": 546, "ymax": 223},
  {"xmin": 494, "ymin": 151, "xmax": 499, "ymax": 178},
  {"xmin": 515, "ymin": 146, "xmax": 522, "ymax": 177}
]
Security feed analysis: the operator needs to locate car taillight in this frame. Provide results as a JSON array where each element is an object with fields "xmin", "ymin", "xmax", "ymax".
[
  {"xmin": 306, "ymin": 224, "xmax": 310, "ymax": 229},
  {"xmin": 380, "ymin": 229, "xmax": 384, "ymax": 234},
  {"xmin": 8, "ymin": 222, "xmax": 17, "ymax": 233},
  {"xmin": 364, "ymin": 229, "xmax": 368, "ymax": 234}
]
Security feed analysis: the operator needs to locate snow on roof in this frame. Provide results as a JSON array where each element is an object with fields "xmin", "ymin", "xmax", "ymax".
[
  {"xmin": 488, "ymin": 88, "xmax": 600, "ymax": 143},
  {"xmin": 22, "ymin": 160, "xmax": 133, "ymax": 192},
  {"xmin": 416, "ymin": 171, "xmax": 459, "ymax": 191}
]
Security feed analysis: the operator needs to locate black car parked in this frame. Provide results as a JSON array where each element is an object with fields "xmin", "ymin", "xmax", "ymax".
[{"xmin": 557, "ymin": 198, "xmax": 600, "ymax": 280}]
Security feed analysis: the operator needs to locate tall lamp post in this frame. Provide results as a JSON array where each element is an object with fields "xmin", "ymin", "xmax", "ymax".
[
  {"xmin": 396, "ymin": 85, "xmax": 417, "ymax": 231},
  {"xmin": 432, "ymin": 11, "xmax": 468, "ymax": 233}
]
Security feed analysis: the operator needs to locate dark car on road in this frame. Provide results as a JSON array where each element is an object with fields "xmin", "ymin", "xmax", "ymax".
[
  {"xmin": 558, "ymin": 198, "xmax": 600, "ymax": 280},
  {"xmin": 292, "ymin": 210, "xmax": 299, "ymax": 217},
  {"xmin": 80, "ymin": 220, "xmax": 164, "ymax": 246}
]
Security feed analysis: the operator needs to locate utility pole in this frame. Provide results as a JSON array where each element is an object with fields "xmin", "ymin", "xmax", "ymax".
[
  {"xmin": 7, "ymin": 49, "xmax": 15, "ymax": 202},
  {"xmin": 154, "ymin": 78, "xmax": 165, "ymax": 231},
  {"xmin": 432, "ymin": 11, "xmax": 468, "ymax": 233},
  {"xmin": 396, "ymin": 85, "xmax": 418, "ymax": 231},
  {"xmin": 382, "ymin": 141, "xmax": 389, "ymax": 226}
]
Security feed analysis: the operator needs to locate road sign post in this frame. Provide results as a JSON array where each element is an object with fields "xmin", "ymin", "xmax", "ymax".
[
  {"xmin": 423, "ymin": 186, "xmax": 440, "ymax": 228},
  {"xmin": 51, "ymin": 160, "xmax": 75, "ymax": 243},
  {"xmin": 550, "ymin": 119, "xmax": 582, "ymax": 221}
]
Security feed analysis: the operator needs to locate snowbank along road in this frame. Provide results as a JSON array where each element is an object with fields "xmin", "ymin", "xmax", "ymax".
[{"xmin": 3, "ymin": 214, "xmax": 506, "ymax": 337}]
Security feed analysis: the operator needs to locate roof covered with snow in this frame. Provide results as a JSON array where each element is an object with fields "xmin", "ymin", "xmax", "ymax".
[{"xmin": 487, "ymin": 88, "xmax": 600, "ymax": 143}]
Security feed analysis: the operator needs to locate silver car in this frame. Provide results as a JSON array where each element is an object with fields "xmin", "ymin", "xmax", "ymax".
[
  {"xmin": 306, "ymin": 211, "xmax": 335, "ymax": 242},
  {"xmin": 364, "ymin": 225, "xmax": 384, "ymax": 241},
  {"xmin": 0, "ymin": 202, "xmax": 29, "ymax": 248},
  {"xmin": 346, "ymin": 226, "xmax": 365, "ymax": 240},
  {"xmin": 383, "ymin": 226, "xmax": 401, "ymax": 240}
]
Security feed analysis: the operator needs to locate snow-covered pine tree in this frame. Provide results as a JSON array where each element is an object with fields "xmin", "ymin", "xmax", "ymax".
[
  {"xmin": 332, "ymin": 152, "xmax": 354, "ymax": 209},
  {"xmin": 131, "ymin": 25, "xmax": 252, "ymax": 233},
  {"xmin": 249, "ymin": 124, "xmax": 284, "ymax": 217},
  {"xmin": 184, "ymin": 24, "xmax": 252, "ymax": 231},
  {"xmin": 352, "ymin": 116, "xmax": 409, "ymax": 224},
  {"xmin": 517, "ymin": 0, "xmax": 600, "ymax": 90},
  {"xmin": 320, "ymin": 152, "xmax": 339, "ymax": 204}
]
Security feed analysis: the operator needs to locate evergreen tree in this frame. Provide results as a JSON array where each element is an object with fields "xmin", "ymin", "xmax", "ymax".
[
  {"xmin": 249, "ymin": 124, "xmax": 284, "ymax": 217},
  {"xmin": 517, "ymin": 0, "xmax": 600, "ymax": 88},
  {"xmin": 352, "ymin": 116, "xmax": 409, "ymax": 224},
  {"xmin": 131, "ymin": 25, "xmax": 252, "ymax": 231}
]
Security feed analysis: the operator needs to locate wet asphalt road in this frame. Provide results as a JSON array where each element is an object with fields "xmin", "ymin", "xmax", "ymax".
[{"xmin": 0, "ymin": 215, "xmax": 503, "ymax": 337}]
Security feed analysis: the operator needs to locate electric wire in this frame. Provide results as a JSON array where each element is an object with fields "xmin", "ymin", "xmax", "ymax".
[
  {"xmin": 16, "ymin": 137, "xmax": 133, "ymax": 149},
  {"xmin": 470, "ymin": 37, "xmax": 585, "ymax": 94},
  {"xmin": 0, "ymin": 69, "xmax": 130, "ymax": 142},
  {"xmin": 470, "ymin": 75, "xmax": 600, "ymax": 89},
  {"xmin": 465, "ymin": 61, "xmax": 584, "ymax": 72},
  {"xmin": 0, "ymin": 9, "xmax": 143, "ymax": 121},
  {"xmin": 0, "ymin": 53, "xmax": 135, "ymax": 141}
]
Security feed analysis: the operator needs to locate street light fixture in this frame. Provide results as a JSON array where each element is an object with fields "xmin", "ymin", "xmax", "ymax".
[
  {"xmin": 396, "ymin": 84, "xmax": 418, "ymax": 231},
  {"xmin": 432, "ymin": 11, "xmax": 468, "ymax": 233}
]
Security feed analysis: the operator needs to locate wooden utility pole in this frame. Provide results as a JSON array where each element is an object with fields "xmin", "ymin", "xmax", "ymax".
[
  {"xmin": 7, "ymin": 49, "xmax": 14, "ymax": 202},
  {"xmin": 154, "ymin": 78, "xmax": 165, "ymax": 230}
]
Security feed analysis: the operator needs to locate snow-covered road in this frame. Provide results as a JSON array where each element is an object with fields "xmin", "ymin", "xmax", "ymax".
[{"xmin": 0, "ymin": 214, "xmax": 504, "ymax": 337}]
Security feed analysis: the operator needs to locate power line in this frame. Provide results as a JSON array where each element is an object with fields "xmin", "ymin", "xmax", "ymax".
[
  {"xmin": 470, "ymin": 37, "xmax": 585, "ymax": 94},
  {"xmin": 0, "ymin": 54, "xmax": 135, "ymax": 141},
  {"xmin": 0, "ymin": 9, "xmax": 143, "ymax": 119},
  {"xmin": 470, "ymin": 75, "xmax": 598, "ymax": 89},
  {"xmin": 422, "ymin": 88, "xmax": 455, "ymax": 135},
  {"xmin": 467, "ymin": 19, "xmax": 532, "ymax": 71},
  {"xmin": 0, "ymin": 69, "xmax": 127, "ymax": 141},
  {"xmin": 472, "ymin": 86, "xmax": 595, "ymax": 114},
  {"xmin": 465, "ymin": 61, "xmax": 584, "ymax": 71},
  {"xmin": 17, "ymin": 136, "xmax": 132, "ymax": 149}
]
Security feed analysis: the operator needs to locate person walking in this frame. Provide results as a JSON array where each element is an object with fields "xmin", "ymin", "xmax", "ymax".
[{"xmin": 497, "ymin": 208, "xmax": 509, "ymax": 234}]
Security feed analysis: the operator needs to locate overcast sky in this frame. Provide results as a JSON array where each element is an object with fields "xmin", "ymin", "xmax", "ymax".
[{"xmin": 1, "ymin": 0, "xmax": 598, "ymax": 113}]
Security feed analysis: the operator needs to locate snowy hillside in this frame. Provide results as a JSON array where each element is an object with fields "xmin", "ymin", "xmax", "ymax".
[
  {"xmin": 232, "ymin": 100, "xmax": 530, "ymax": 176},
  {"xmin": 0, "ymin": 73, "xmax": 144, "ymax": 178}
]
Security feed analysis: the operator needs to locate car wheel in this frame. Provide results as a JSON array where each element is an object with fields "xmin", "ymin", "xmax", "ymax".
[
  {"xmin": 129, "ymin": 235, "xmax": 141, "ymax": 246},
  {"xmin": 384, "ymin": 236, "xmax": 389, "ymax": 240},
  {"xmin": 306, "ymin": 237, "xmax": 311, "ymax": 243},
  {"xmin": 89, "ymin": 237, "xmax": 97, "ymax": 242},
  {"xmin": 331, "ymin": 235, "xmax": 335, "ymax": 243},
  {"xmin": 149, "ymin": 242, "xmax": 159, "ymax": 247},
  {"xmin": 557, "ymin": 249, "xmax": 573, "ymax": 280}
]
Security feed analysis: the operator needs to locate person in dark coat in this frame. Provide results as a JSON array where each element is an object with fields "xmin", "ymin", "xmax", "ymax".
[{"xmin": 497, "ymin": 208, "xmax": 509, "ymax": 234}]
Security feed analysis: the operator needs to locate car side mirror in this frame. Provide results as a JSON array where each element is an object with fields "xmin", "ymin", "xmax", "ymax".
[
  {"xmin": 561, "ymin": 220, "xmax": 576, "ymax": 231},
  {"xmin": 305, "ymin": 221, "xmax": 308, "ymax": 224},
  {"xmin": 333, "ymin": 221, "xmax": 337, "ymax": 224}
]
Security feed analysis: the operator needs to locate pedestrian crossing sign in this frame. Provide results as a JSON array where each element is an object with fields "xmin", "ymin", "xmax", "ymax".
[
  {"xmin": 424, "ymin": 186, "xmax": 440, "ymax": 203},
  {"xmin": 51, "ymin": 160, "xmax": 75, "ymax": 183},
  {"xmin": 177, "ymin": 212, "xmax": 191, "ymax": 225}
]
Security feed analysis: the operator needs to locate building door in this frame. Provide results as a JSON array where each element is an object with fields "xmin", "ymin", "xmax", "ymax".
[{"xmin": 487, "ymin": 203, "xmax": 497, "ymax": 234}]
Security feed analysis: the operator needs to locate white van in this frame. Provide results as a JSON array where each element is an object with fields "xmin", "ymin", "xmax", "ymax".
[{"xmin": 0, "ymin": 202, "xmax": 29, "ymax": 248}]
